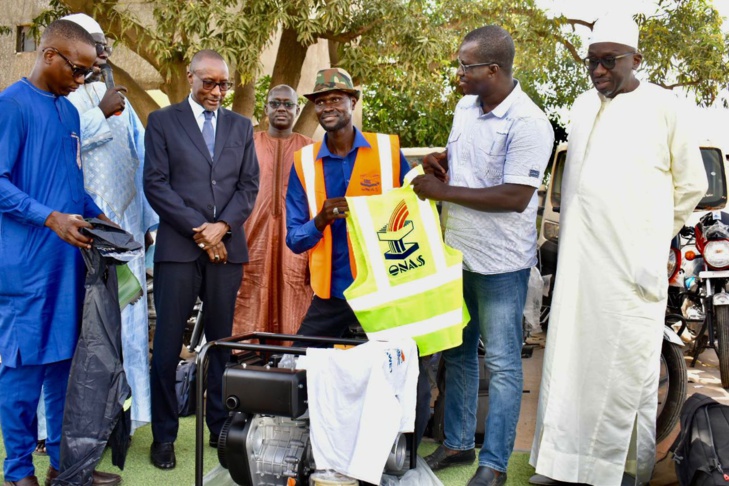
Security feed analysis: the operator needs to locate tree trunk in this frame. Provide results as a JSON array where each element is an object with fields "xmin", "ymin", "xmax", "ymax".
[
  {"xmin": 291, "ymin": 38, "xmax": 342, "ymax": 137},
  {"xmin": 328, "ymin": 39, "xmax": 340, "ymax": 67},
  {"xmin": 108, "ymin": 61, "xmax": 159, "ymax": 127},
  {"xmin": 231, "ymin": 72, "xmax": 256, "ymax": 119},
  {"xmin": 163, "ymin": 62, "xmax": 192, "ymax": 105},
  {"xmin": 270, "ymin": 27, "xmax": 310, "ymax": 91},
  {"xmin": 258, "ymin": 113, "xmax": 269, "ymax": 133},
  {"xmin": 293, "ymin": 102, "xmax": 319, "ymax": 137}
]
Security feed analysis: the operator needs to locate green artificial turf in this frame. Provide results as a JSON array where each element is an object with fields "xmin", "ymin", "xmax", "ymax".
[
  {"xmin": 0, "ymin": 419, "xmax": 535, "ymax": 485},
  {"xmin": 0, "ymin": 416, "xmax": 219, "ymax": 485}
]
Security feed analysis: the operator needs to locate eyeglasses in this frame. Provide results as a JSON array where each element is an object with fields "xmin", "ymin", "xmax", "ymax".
[
  {"xmin": 583, "ymin": 52, "xmax": 634, "ymax": 70},
  {"xmin": 314, "ymin": 96, "xmax": 346, "ymax": 107},
  {"xmin": 457, "ymin": 58, "xmax": 500, "ymax": 73},
  {"xmin": 268, "ymin": 100, "xmax": 297, "ymax": 109},
  {"xmin": 192, "ymin": 73, "xmax": 233, "ymax": 92},
  {"xmin": 44, "ymin": 47, "xmax": 94, "ymax": 79},
  {"xmin": 95, "ymin": 42, "xmax": 113, "ymax": 57}
]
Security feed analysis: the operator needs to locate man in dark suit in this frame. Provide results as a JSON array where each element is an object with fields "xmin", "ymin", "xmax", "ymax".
[{"xmin": 143, "ymin": 49, "xmax": 259, "ymax": 470}]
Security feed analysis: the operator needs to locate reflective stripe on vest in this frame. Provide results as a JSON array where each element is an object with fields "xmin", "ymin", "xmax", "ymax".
[
  {"xmin": 343, "ymin": 167, "xmax": 468, "ymax": 356},
  {"xmin": 293, "ymin": 133, "xmax": 401, "ymax": 299}
]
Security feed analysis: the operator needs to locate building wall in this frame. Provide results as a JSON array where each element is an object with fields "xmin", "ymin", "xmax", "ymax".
[
  {"xmin": 0, "ymin": 0, "xmax": 164, "ymax": 91},
  {"xmin": 0, "ymin": 0, "xmax": 47, "ymax": 89}
]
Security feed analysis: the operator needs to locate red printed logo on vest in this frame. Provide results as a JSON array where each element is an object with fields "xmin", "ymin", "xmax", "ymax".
[{"xmin": 359, "ymin": 171, "xmax": 381, "ymax": 192}]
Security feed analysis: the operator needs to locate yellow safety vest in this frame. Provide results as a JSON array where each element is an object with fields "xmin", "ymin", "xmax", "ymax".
[
  {"xmin": 293, "ymin": 133, "xmax": 401, "ymax": 299},
  {"xmin": 343, "ymin": 167, "xmax": 468, "ymax": 356}
]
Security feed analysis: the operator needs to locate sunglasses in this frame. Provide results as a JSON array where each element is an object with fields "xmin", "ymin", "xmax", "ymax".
[
  {"xmin": 192, "ymin": 72, "xmax": 233, "ymax": 92},
  {"xmin": 268, "ymin": 100, "xmax": 297, "ymax": 109},
  {"xmin": 583, "ymin": 52, "xmax": 635, "ymax": 71},
  {"xmin": 457, "ymin": 58, "xmax": 500, "ymax": 73},
  {"xmin": 44, "ymin": 47, "xmax": 94, "ymax": 79},
  {"xmin": 95, "ymin": 42, "xmax": 113, "ymax": 57}
]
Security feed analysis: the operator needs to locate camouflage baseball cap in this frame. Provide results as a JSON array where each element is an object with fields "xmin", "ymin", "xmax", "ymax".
[{"xmin": 304, "ymin": 68, "xmax": 360, "ymax": 101}]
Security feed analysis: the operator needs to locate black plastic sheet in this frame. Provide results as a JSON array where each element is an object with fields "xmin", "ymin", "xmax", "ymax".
[{"xmin": 53, "ymin": 219, "xmax": 141, "ymax": 485}]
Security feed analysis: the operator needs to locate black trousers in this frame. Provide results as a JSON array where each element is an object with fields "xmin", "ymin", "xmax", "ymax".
[
  {"xmin": 296, "ymin": 296, "xmax": 432, "ymax": 446},
  {"xmin": 150, "ymin": 255, "xmax": 242, "ymax": 443}
]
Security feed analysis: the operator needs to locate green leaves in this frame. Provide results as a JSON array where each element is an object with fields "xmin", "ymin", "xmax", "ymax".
[
  {"xmin": 638, "ymin": 0, "xmax": 729, "ymax": 106},
  {"xmin": 37, "ymin": 0, "xmax": 729, "ymax": 140}
]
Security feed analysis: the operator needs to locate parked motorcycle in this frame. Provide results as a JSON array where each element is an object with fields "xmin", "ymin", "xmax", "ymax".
[
  {"xmin": 672, "ymin": 212, "xmax": 729, "ymax": 388},
  {"xmin": 656, "ymin": 238, "xmax": 688, "ymax": 443}
]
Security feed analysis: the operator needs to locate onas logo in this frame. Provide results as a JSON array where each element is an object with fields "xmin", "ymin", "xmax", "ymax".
[
  {"xmin": 377, "ymin": 200, "xmax": 426, "ymax": 276},
  {"xmin": 359, "ymin": 171, "xmax": 380, "ymax": 192}
]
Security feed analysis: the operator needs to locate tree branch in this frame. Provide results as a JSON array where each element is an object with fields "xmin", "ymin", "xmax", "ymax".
[
  {"xmin": 319, "ymin": 23, "xmax": 376, "ymax": 43},
  {"xmin": 656, "ymin": 79, "xmax": 703, "ymax": 90},
  {"xmin": 107, "ymin": 60, "xmax": 159, "ymax": 126},
  {"xmin": 559, "ymin": 37, "xmax": 583, "ymax": 63},
  {"xmin": 563, "ymin": 18, "xmax": 594, "ymax": 30}
]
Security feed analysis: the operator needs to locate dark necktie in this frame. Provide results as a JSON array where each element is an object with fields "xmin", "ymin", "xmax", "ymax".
[{"xmin": 203, "ymin": 110, "xmax": 215, "ymax": 158}]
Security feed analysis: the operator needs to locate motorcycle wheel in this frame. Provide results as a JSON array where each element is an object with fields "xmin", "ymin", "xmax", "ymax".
[
  {"xmin": 715, "ymin": 305, "xmax": 729, "ymax": 388},
  {"xmin": 655, "ymin": 339, "xmax": 687, "ymax": 444}
]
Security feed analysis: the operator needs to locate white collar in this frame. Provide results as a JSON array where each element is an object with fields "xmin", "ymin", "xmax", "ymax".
[{"xmin": 188, "ymin": 94, "xmax": 217, "ymax": 118}]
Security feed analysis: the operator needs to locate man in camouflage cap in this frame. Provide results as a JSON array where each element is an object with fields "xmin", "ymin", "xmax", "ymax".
[
  {"xmin": 285, "ymin": 68, "xmax": 431, "ymax": 447},
  {"xmin": 287, "ymin": 66, "xmax": 400, "ymax": 328},
  {"xmin": 303, "ymin": 68, "xmax": 360, "ymax": 101}
]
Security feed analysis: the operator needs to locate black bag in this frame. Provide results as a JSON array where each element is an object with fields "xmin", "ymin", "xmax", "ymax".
[
  {"xmin": 430, "ymin": 353, "xmax": 490, "ymax": 446},
  {"xmin": 673, "ymin": 393, "xmax": 729, "ymax": 485},
  {"xmin": 176, "ymin": 359, "xmax": 197, "ymax": 416}
]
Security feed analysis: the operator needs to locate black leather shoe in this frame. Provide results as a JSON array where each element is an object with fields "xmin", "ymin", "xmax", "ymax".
[
  {"xmin": 467, "ymin": 466, "xmax": 507, "ymax": 486},
  {"xmin": 209, "ymin": 432, "xmax": 218, "ymax": 448},
  {"xmin": 424, "ymin": 445, "xmax": 476, "ymax": 471},
  {"xmin": 45, "ymin": 466, "xmax": 121, "ymax": 486},
  {"xmin": 529, "ymin": 473, "xmax": 591, "ymax": 485},
  {"xmin": 3, "ymin": 476, "xmax": 40, "ymax": 486},
  {"xmin": 529, "ymin": 474, "xmax": 568, "ymax": 485},
  {"xmin": 150, "ymin": 441, "xmax": 176, "ymax": 470}
]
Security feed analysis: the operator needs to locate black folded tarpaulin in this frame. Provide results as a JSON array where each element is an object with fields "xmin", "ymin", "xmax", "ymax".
[{"xmin": 54, "ymin": 219, "xmax": 141, "ymax": 486}]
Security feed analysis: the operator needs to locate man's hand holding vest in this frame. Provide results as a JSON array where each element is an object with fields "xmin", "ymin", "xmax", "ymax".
[
  {"xmin": 422, "ymin": 151, "xmax": 449, "ymax": 183},
  {"xmin": 412, "ymin": 173, "xmax": 451, "ymax": 202},
  {"xmin": 314, "ymin": 197, "xmax": 349, "ymax": 232}
]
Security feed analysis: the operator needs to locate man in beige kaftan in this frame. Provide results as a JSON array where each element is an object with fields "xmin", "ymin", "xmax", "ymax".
[
  {"xmin": 233, "ymin": 85, "xmax": 314, "ymax": 336},
  {"xmin": 529, "ymin": 15, "xmax": 707, "ymax": 486}
]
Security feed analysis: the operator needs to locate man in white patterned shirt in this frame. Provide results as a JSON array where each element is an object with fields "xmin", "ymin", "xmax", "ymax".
[
  {"xmin": 413, "ymin": 24, "xmax": 554, "ymax": 486},
  {"xmin": 64, "ymin": 12, "xmax": 156, "ymax": 435}
]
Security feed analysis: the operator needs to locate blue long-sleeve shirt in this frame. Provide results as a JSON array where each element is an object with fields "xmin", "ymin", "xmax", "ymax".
[
  {"xmin": 285, "ymin": 128, "xmax": 410, "ymax": 299},
  {"xmin": 0, "ymin": 79, "xmax": 102, "ymax": 367}
]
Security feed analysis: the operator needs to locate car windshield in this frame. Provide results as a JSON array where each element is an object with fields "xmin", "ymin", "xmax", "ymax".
[{"xmin": 550, "ymin": 147, "xmax": 726, "ymax": 211}]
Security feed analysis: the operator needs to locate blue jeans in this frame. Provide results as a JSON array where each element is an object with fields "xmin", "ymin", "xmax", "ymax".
[{"xmin": 442, "ymin": 268, "xmax": 529, "ymax": 473}]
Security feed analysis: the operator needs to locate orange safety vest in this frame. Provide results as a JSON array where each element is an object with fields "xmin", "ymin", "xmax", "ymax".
[{"xmin": 293, "ymin": 132, "xmax": 402, "ymax": 299}]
